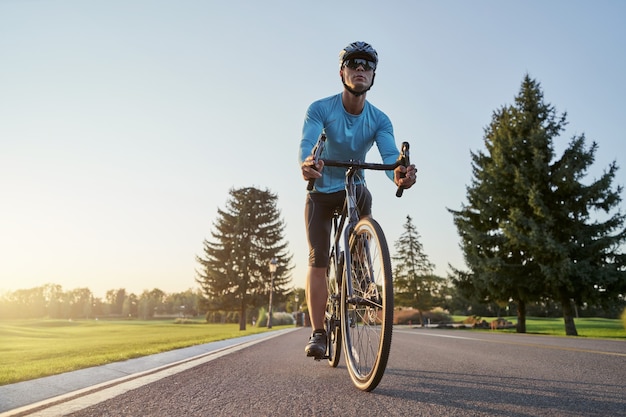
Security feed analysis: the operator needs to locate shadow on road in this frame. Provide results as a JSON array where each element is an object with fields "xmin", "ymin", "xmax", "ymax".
[{"xmin": 376, "ymin": 368, "xmax": 625, "ymax": 417}]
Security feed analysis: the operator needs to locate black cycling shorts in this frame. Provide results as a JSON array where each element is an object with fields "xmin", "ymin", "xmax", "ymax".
[{"xmin": 304, "ymin": 185, "xmax": 372, "ymax": 268}]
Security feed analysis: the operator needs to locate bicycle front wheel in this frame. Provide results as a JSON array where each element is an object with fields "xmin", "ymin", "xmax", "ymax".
[{"xmin": 341, "ymin": 217, "xmax": 394, "ymax": 391}]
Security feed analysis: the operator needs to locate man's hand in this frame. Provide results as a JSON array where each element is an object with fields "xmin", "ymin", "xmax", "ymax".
[
  {"xmin": 394, "ymin": 164, "xmax": 417, "ymax": 189},
  {"xmin": 302, "ymin": 155, "xmax": 324, "ymax": 181}
]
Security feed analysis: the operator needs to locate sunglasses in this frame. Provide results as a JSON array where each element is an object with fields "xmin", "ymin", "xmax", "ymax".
[{"xmin": 343, "ymin": 58, "xmax": 376, "ymax": 71}]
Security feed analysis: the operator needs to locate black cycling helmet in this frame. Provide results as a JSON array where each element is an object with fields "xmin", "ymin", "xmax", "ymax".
[
  {"xmin": 339, "ymin": 41, "xmax": 378, "ymax": 68},
  {"xmin": 339, "ymin": 41, "xmax": 378, "ymax": 96}
]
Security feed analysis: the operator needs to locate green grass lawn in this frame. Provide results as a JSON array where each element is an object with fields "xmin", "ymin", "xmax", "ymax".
[
  {"xmin": 451, "ymin": 315, "xmax": 626, "ymax": 338},
  {"xmin": 0, "ymin": 318, "xmax": 286, "ymax": 386}
]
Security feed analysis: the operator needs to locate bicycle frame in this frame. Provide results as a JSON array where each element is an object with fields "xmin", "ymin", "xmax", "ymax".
[{"xmin": 325, "ymin": 160, "xmax": 399, "ymax": 314}]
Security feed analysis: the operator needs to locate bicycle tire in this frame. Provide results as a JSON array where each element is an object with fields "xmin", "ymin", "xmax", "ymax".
[
  {"xmin": 341, "ymin": 217, "xmax": 394, "ymax": 391},
  {"xmin": 325, "ymin": 250, "xmax": 342, "ymax": 367}
]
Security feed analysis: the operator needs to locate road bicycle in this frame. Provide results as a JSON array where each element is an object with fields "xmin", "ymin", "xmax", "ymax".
[{"xmin": 307, "ymin": 133, "xmax": 410, "ymax": 391}]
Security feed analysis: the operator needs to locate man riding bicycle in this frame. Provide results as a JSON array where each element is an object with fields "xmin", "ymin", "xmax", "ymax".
[{"xmin": 299, "ymin": 41, "xmax": 417, "ymax": 359}]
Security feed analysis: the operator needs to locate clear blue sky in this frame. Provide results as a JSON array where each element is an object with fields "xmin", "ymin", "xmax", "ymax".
[{"xmin": 1, "ymin": 1, "xmax": 625, "ymax": 298}]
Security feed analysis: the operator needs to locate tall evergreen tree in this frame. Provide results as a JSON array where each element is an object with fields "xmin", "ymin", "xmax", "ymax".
[
  {"xmin": 449, "ymin": 76, "xmax": 548, "ymax": 332},
  {"xmin": 196, "ymin": 187, "xmax": 292, "ymax": 330},
  {"xmin": 392, "ymin": 215, "xmax": 444, "ymax": 325},
  {"xmin": 450, "ymin": 75, "xmax": 626, "ymax": 335},
  {"xmin": 530, "ymin": 135, "xmax": 625, "ymax": 334}
]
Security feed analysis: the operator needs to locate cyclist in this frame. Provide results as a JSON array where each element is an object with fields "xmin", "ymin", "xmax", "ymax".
[{"xmin": 299, "ymin": 41, "xmax": 417, "ymax": 359}]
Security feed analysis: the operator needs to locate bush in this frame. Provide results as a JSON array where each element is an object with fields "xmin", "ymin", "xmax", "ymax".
[
  {"xmin": 394, "ymin": 308, "xmax": 420, "ymax": 325},
  {"xmin": 462, "ymin": 315, "xmax": 482, "ymax": 325},
  {"xmin": 622, "ymin": 308, "xmax": 626, "ymax": 330},
  {"xmin": 463, "ymin": 315, "xmax": 488, "ymax": 328},
  {"xmin": 173, "ymin": 318, "xmax": 196, "ymax": 324},
  {"xmin": 256, "ymin": 308, "xmax": 295, "ymax": 327},
  {"xmin": 204, "ymin": 311, "xmax": 240, "ymax": 324},
  {"xmin": 394, "ymin": 307, "xmax": 452, "ymax": 325}
]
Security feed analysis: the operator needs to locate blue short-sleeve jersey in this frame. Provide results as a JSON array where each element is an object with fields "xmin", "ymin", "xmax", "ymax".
[{"xmin": 298, "ymin": 93, "xmax": 399, "ymax": 194}]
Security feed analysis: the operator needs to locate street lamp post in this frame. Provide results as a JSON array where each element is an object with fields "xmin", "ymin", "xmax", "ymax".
[
  {"xmin": 267, "ymin": 258, "xmax": 277, "ymax": 329},
  {"xmin": 294, "ymin": 292, "xmax": 300, "ymax": 327}
]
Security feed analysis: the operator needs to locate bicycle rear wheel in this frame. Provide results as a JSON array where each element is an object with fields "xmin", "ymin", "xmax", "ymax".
[
  {"xmin": 341, "ymin": 217, "xmax": 394, "ymax": 391},
  {"xmin": 325, "ymin": 249, "xmax": 342, "ymax": 367}
]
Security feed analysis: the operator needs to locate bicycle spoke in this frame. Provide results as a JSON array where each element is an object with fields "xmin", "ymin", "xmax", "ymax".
[{"xmin": 325, "ymin": 248, "xmax": 342, "ymax": 367}]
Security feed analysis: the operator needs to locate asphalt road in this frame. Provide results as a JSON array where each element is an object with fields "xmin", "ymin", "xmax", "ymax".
[{"xmin": 12, "ymin": 327, "xmax": 626, "ymax": 416}]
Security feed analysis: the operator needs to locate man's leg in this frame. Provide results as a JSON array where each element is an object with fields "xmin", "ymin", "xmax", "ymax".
[
  {"xmin": 306, "ymin": 266, "xmax": 327, "ymax": 331},
  {"xmin": 305, "ymin": 265, "xmax": 327, "ymax": 358}
]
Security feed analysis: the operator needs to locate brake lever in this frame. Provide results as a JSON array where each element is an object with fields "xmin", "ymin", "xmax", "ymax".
[
  {"xmin": 396, "ymin": 142, "xmax": 410, "ymax": 198},
  {"xmin": 307, "ymin": 132, "xmax": 326, "ymax": 191}
]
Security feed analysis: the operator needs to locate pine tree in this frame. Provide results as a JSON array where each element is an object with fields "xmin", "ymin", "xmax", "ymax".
[
  {"xmin": 450, "ymin": 75, "xmax": 626, "ymax": 335},
  {"xmin": 392, "ymin": 215, "xmax": 444, "ymax": 326},
  {"xmin": 531, "ymin": 135, "xmax": 626, "ymax": 334},
  {"xmin": 449, "ymin": 76, "xmax": 551, "ymax": 332},
  {"xmin": 196, "ymin": 187, "xmax": 293, "ymax": 330}
]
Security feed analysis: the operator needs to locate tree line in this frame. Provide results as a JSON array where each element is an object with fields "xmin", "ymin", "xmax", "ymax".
[{"xmin": 0, "ymin": 285, "xmax": 203, "ymax": 320}]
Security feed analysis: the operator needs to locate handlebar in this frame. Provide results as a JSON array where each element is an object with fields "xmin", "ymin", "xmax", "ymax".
[
  {"xmin": 321, "ymin": 159, "xmax": 402, "ymax": 171},
  {"xmin": 306, "ymin": 135, "xmax": 411, "ymax": 198}
]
